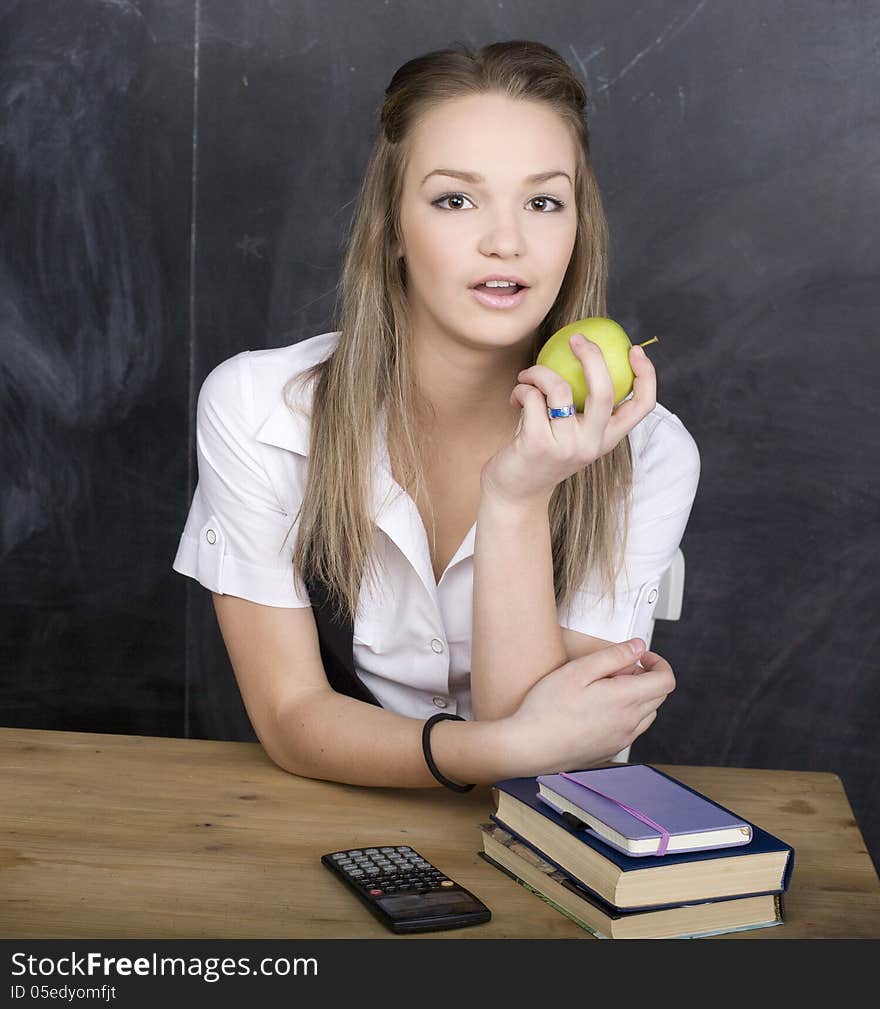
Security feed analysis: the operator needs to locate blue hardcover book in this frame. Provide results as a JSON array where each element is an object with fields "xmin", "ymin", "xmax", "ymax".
[
  {"xmin": 491, "ymin": 769, "xmax": 795, "ymax": 912},
  {"xmin": 480, "ymin": 823, "xmax": 786, "ymax": 939}
]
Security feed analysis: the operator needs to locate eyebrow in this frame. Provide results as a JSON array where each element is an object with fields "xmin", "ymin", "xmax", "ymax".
[{"xmin": 420, "ymin": 168, "xmax": 572, "ymax": 187}]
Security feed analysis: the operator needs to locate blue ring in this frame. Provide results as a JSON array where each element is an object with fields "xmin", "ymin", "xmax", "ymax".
[{"xmin": 547, "ymin": 404, "xmax": 577, "ymax": 418}]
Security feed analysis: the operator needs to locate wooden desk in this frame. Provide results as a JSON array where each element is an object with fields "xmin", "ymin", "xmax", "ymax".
[{"xmin": 1, "ymin": 727, "xmax": 877, "ymax": 939}]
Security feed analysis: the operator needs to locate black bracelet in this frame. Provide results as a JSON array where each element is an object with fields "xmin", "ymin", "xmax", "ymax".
[{"xmin": 421, "ymin": 712, "xmax": 475, "ymax": 793}]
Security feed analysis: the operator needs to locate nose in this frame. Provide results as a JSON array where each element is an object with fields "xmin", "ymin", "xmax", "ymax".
[{"xmin": 477, "ymin": 210, "xmax": 525, "ymax": 259}]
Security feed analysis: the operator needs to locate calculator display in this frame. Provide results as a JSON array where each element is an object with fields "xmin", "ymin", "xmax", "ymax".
[{"xmin": 376, "ymin": 890, "xmax": 486, "ymax": 921}]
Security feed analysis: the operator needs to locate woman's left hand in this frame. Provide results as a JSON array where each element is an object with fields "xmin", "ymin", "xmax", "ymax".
[{"xmin": 480, "ymin": 334, "xmax": 657, "ymax": 507}]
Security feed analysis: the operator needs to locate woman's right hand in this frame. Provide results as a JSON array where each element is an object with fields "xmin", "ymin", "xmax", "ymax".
[{"xmin": 499, "ymin": 638, "xmax": 676, "ymax": 776}]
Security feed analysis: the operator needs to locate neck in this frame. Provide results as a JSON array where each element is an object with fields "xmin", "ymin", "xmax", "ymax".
[{"xmin": 408, "ymin": 323, "xmax": 534, "ymax": 442}]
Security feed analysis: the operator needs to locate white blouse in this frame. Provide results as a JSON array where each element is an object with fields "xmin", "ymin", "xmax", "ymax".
[{"xmin": 173, "ymin": 330, "xmax": 701, "ymax": 721}]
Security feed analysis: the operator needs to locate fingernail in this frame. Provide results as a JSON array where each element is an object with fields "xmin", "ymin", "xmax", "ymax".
[
  {"xmin": 632, "ymin": 345, "xmax": 645, "ymax": 357},
  {"xmin": 570, "ymin": 333, "xmax": 586, "ymax": 347},
  {"xmin": 628, "ymin": 638, "xmax": 645, "ymax": 656}
]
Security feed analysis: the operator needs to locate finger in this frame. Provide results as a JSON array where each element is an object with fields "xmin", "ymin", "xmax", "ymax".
[
  {"xmin": 624, "ymin": 667, "xmax": 675, "ymax": 703},
  {"xmin": 516, "ymin": 364, "xmax": 577, "ymax": 409},
  {"xmin": 635, "ymin": 692, "xmax": 668, "ymax": 725},
  {"xmin": 515, "ymin": 365, "xmax": 579, "ymax": 437},
  {"xmin": 631, "ymin": 708, "xmax": 658, "ymax": 740},
  {"xmin": 627, "ymin": 343, "xmax": 656, "ymax": 391},
  {"xmin": 604, "ymin": 345, "xmax": 657, "ymax": 442},
  {"xmin": 510, "ymin": 384, "xmax": 555, "ymax": 444},
  {"xmin": 576, "ymin": 638, "xmax": 646, "ymax": 685},
  {"xmin": 608, "ymin": 655, "xmax": 651, "ymax": 676},
  {"xmin": 605, "ymin": 353, "xmax": 655, "ymax": 437},
  {"xmin": 574, "ymin": 337, "xmax": 616, "ymax": 427},
  {"xmin": 634, "ymin": 652, "xmax": 676, "ymax": 694}
]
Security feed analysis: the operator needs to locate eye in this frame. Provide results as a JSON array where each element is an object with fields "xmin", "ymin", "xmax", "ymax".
[
  {"xmin": 431, "ymin": 193, "xmax": 567, "ymax": 212},
  {"xmin": 432, "ymin": 193, "xmax": 475, "ymax": 211},
  {"xmin": 527, "ymin": 195, "xmax": 566, "ymax": 213}
]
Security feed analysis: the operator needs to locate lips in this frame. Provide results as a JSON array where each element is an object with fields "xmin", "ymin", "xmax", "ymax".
[{"xmin": 470, "ymin": 284, "xmax": 530, "ymax": 310}]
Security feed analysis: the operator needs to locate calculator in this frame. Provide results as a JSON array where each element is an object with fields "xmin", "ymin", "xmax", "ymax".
[{"xmin": 321, "ymin": 845, "xmax": 492, "ymax": 934}]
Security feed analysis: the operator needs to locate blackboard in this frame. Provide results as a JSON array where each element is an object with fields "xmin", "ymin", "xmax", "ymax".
[{"xmin": 1, "ymin": 0, "xmax": 877, "ymax": 873}]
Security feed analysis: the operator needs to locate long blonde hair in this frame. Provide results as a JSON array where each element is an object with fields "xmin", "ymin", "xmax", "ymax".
[{"xmin": 287, "ymin": 40, "xmax": 632, "ymax": 627}]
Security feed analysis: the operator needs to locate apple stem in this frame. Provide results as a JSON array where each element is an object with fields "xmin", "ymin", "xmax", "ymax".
[{"xmin": 637, "ymin": 336, "xmax": 660, "ymax": 349}]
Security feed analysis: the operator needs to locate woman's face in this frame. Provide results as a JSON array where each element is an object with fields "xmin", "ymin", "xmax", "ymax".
[{"xmin": 396, "ymin": 93, "xmax": 579, "ymax": 350}]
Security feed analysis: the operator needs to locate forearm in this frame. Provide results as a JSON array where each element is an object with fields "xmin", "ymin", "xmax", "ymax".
[
  {"xmin": 470, "ymin": 489, "xmax": 569, "ymax": 721},
  {"xmin": 269, "ymin": 689, "xmax": 516, "ymax": 787}
]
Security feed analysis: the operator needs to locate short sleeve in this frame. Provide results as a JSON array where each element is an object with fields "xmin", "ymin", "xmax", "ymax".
[
  {"xmin": 559, "ymin": 409, "xmax": 701, "ymax": 644},
  {"xmin": 171, "ymin": 352, "xmax": 311, "ymax": 608}
]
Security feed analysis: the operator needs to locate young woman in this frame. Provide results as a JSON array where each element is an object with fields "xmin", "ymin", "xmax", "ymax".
[{"xmin": 173, "ymin": 41, "xmax": 700, "ymax": 791}]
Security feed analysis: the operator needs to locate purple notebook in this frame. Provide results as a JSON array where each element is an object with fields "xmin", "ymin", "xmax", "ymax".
[{"xmin": 536, "ymin": 765, "xmax": 754, "ymax": 858}]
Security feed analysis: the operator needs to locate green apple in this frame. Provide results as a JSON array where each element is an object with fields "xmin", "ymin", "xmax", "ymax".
[{"xmin": 536, "ymin": 316, "xmax": 653, "ymax": 411}]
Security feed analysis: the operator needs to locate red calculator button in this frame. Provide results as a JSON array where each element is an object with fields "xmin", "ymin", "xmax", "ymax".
[{"xmin": 369, "ymin": 888, "xmax": 384, "ymax": 895}]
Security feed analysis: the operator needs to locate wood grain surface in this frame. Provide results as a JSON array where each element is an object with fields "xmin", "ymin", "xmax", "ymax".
[{"xmin": 1, "ymin": 727, "xmax": 877, "ymax": 939}]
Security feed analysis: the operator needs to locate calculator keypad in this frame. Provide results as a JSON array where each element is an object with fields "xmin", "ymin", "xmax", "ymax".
[{"xmin": 328, "ymin": 846, "xmax": 456, "ymax": 896}]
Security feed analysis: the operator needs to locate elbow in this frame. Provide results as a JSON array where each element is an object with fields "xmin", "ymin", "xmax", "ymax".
[
  {"xmin": 262, "ymin": 733, "xmax": 328, "ymax": 781},
  {"xmin": 260, "ymin": 688, "xmax": 333, "ymax": 779},
  {"xmin": 261, "ymin": 736, "xmax": 306, "ymax": 777},
  {"xmin": 471, "ymin": 695, "xmax": 516, "ymax": 723},
  {"xmin": 470, "ymin": 690, "xmax": 492, "ymax": 723},
  {"xmin": 256, "ymin": 722, "xmax": 304, "ymax": 776}
]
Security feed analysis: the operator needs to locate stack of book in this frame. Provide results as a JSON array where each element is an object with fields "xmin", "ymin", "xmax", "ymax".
[{"xmin": 480, "ymin": 764, "xmax": 795, "ymax": 940}]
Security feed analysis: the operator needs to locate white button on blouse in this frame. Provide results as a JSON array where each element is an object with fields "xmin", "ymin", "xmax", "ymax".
[{"xmin": 172, "ymin": 331, "xmax": 700, "ymax": 721}]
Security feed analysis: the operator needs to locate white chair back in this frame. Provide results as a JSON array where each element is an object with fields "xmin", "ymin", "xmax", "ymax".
[{"xmin": 611, "ymin": 549, "xmax": 685, "ymax": 763}]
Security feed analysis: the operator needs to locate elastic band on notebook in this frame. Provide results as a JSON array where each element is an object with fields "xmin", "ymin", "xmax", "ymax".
[{"xmin": 559, "ymin": 770, "xmax": 672, "ymax": 855}]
